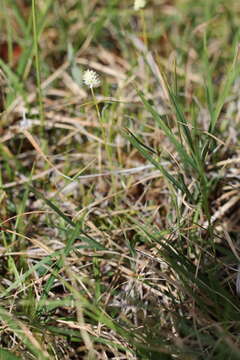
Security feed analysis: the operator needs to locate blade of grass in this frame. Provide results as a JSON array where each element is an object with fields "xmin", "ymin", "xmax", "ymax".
[
  {"xmin": 0, "ymin": 307, "xmax": 50, "ymax": 360},
  {"xmin": 31, "ymin": 0, "xmax": 45, "ymax": 130},
  {"xmin": 125, "ymin": 128, "xmax": 193, "ymax": 202},
  {"xmin": 137, "ymin": 90, "xmax": 197, "ymax": 171},
  {"xmin": 0, "ymin": 348, "xmax": 21, "ymax": 360},
  {"xmin": 28, "ymin": 185, "xmax": 106, "ymax": 250}
]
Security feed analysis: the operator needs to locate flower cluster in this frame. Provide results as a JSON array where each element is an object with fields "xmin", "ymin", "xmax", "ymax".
[
  {"xmin": 83, "ymin": 69, "xmax": 101, "ymax": 89},
  {"xmin": 134, "ymin": 0, "xmax": 146, "ymax": 11}
]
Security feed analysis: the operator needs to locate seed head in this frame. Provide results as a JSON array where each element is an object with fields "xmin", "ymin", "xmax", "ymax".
[
  {"xmin": 83, "ymin": 69, "xmax": 101, "ymax": 89},
  {"xmin": 134, "ymin": 0, "xmax": 146, "ymax": 11}
]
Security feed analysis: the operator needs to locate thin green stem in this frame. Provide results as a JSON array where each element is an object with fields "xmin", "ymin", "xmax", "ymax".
[
  {"xmin": 90, "ymin": 87, "xmax": 105, "ymax": 142},
  {"xmin": 3, "ymin": 1, "xmax": 13, "ymax": 66},
  {"xmin": 32, "ymin": 0, "xmax": 45, "ymax": 132}
]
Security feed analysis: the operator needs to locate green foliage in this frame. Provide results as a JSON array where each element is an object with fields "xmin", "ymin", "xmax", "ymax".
[
  {"xmin": 0, "ymin": 349, "xmax": 21, "ymax": 360},
  {"xmin": 1, "ymin": 0, "xmax": 240, "ymax": 358}
]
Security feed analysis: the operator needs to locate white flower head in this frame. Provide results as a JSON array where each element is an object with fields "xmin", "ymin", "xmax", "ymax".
[
  {"xmin": 19, "ymin": 109, "xmax": 32, "ymax": 130},
  {"xmin": 83, "ymin": 69, "xmax": 101, "ymax": 89},
  {"xmin": 134, "ymin": 0, "xmax": 146, "ymax": 11}
]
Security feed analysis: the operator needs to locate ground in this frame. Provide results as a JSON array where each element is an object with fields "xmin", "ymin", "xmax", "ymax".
[{"xmin": 0, "ymin": 1, "xmax": 240, "ymax": 359}]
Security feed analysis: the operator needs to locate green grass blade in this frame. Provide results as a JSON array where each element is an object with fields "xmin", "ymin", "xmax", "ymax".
[
  {"xmin": 125, "ymin": 128, "xmax": 193, "ymax": 201},
  {"xmin": 0, "ymin": 307, "xmax": 50, "ymax": 360},
  {"xmin": 28, "ymin": 185, "xmax": 106, "ymax": 250},
  {"xmin": 167, "ymin": 87, "xmax": 194, "ymax": 151},
  {"xmin": 137, "ymin": 90, "xmax": 197, "ymax": 171},
  {"xmin": 0, "ymin": 348, "xmax": 21, "ymax": 360},
  {"xmin": 210, "ymin": 41, "xmax": 240, "ymax": 133}
]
